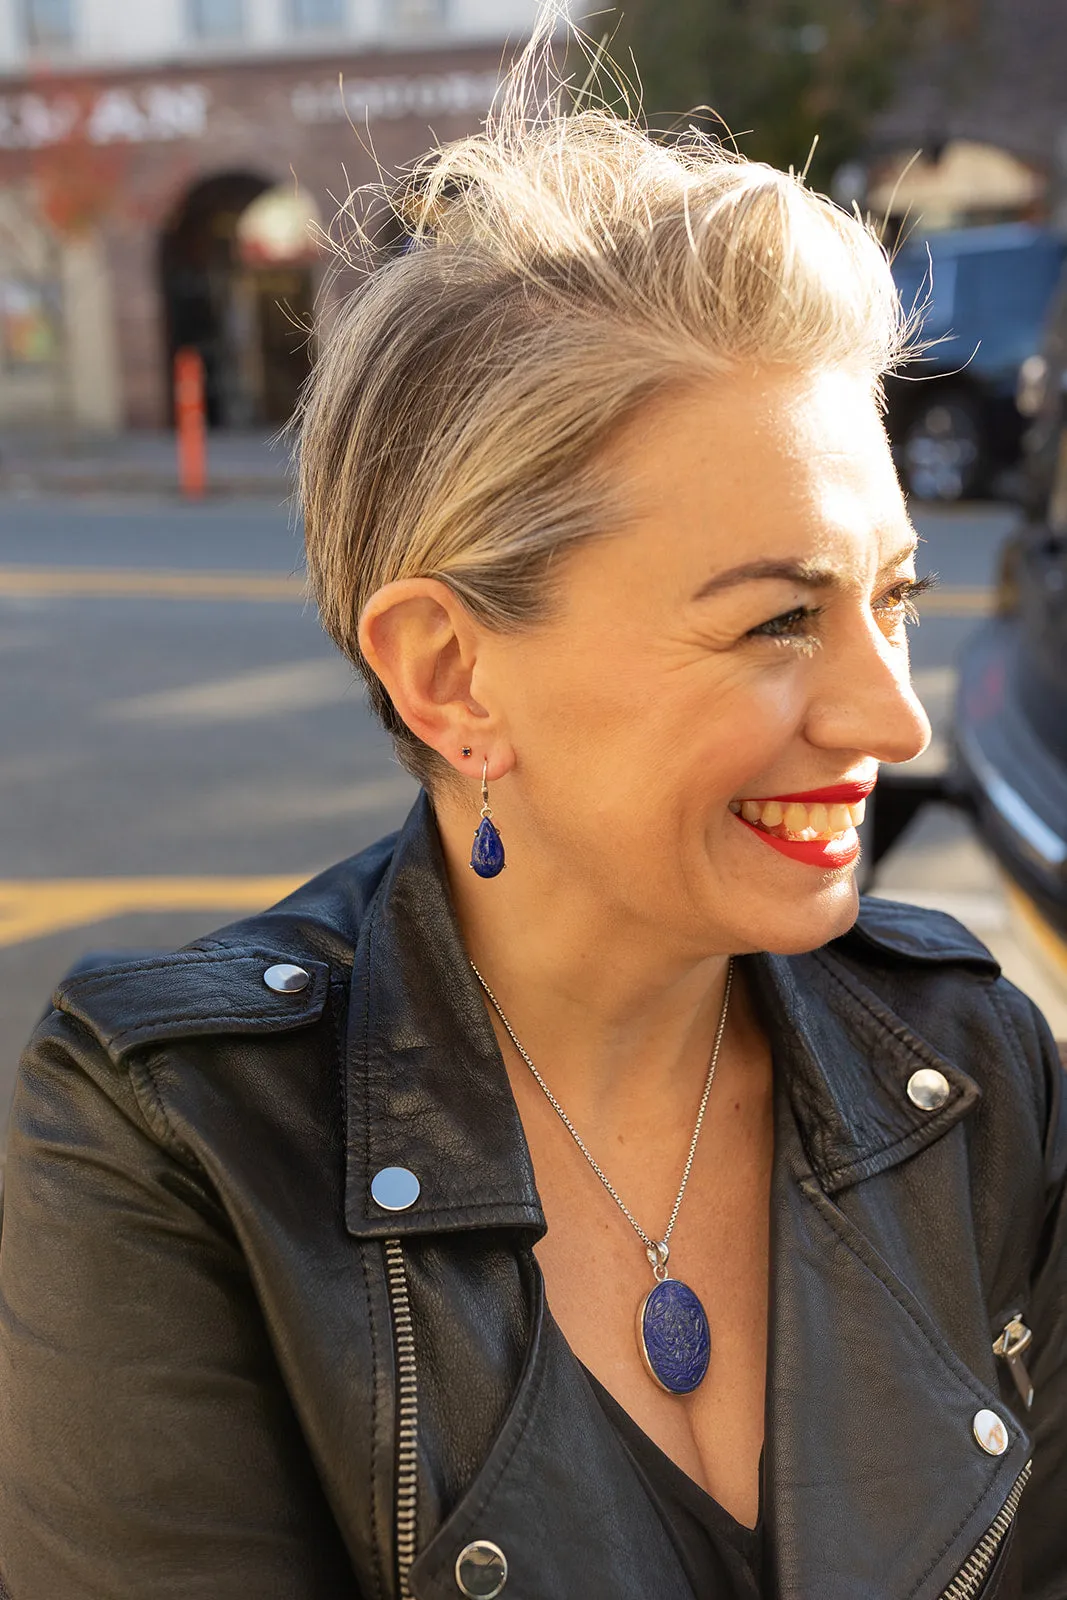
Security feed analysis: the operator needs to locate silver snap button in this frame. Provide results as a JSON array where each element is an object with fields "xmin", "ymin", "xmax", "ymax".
[
  {"xmin": 973, "ymin": 1408, "xmax": 1009, "ymax": 1456},
  {"xmin": 370, "ymin": 1166, "xmax": 421, "ymax": 1212},
  {"xmin": 263, "ymin": 963, "xmax": 311, "ymax": 994},
  {"xmin": 455, "ymin": 1540, "xmax": 508, "ymax": 1599},
  {"xmin": 907, "ymin": 1068, "xmax": 951, "ymax": 1111}
]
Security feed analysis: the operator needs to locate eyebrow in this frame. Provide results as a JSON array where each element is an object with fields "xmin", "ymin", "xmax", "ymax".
[{"xmin": 691, "ymin": 541, "xmax": 919, "ymax": 601}]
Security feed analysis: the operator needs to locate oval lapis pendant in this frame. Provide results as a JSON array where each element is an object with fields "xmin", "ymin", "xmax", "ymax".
[
  {"xmin": 470, "ymin": 815, "xmax": 506, "ymax": 878},
  {"xmin": 637, "ymin": 1278, "xmax": 712, "ymax": 1394}
]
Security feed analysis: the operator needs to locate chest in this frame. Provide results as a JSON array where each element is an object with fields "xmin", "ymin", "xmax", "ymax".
[{"xmin": 515, "ymin": 1060, "xmax": 775, "ymax": 1529}]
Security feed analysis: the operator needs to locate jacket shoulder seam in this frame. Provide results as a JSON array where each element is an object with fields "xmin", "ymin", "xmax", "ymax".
[{"xmin": 126, "ymin": 1052, "xmax": 204, "ymax": 1170}]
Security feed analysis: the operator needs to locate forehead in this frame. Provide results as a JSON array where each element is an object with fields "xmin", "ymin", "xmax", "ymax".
[{"xmin": 605, "ymin": 366, "xmax": 908, "ymax": 576}]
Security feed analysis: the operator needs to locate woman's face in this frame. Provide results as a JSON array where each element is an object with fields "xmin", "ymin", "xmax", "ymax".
[{"xmin": 476, "ymin": 365, "xmax": 931, "ymax": 958}]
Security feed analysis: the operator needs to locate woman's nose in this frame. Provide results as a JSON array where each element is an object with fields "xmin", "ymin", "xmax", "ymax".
[{"xmin": 806, "ymin": 630, "xmax": 933, "ymax": 767}]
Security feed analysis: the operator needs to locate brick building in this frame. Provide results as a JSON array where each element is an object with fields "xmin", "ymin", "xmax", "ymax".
[{"xmin": 0, "ymin": 0, "xmax": 540, "ymax": 430}]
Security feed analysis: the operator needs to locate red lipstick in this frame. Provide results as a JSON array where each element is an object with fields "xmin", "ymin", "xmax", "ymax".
[
  {"xmin": 730, "ymin": 776, "xmax": 874, "ymax": 871},
  {"xmin": 746, "ymin": 778, "xmax": 877, "ymax": 805},
  {"xmin": 737, "ymin": 824, "xmax": 862, "ymax": 869}
]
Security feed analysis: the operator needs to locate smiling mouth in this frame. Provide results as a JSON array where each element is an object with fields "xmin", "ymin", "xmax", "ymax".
[
  {"xmin": 727, "ymin": 794, "xmax": 867, "ymax": 843},
  {"xmin": 727, "ymin": 780, "xmax": 875, "ymax": 869}
]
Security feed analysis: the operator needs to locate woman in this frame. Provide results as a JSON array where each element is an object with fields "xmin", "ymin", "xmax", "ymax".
[{"xmin": 2, "ymin": 20, "xmax": 1065, "ymax": 1600}]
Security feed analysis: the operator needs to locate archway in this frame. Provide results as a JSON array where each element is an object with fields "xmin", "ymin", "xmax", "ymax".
[{"xmin": 159, "ymin": 172, "xmax": 320, "ymax": 428}]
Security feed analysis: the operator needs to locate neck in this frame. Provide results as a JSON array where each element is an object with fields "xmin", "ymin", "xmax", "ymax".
[{"xmin": 436, "ymin": 797, "xmax": 740, "ymax": 1110}]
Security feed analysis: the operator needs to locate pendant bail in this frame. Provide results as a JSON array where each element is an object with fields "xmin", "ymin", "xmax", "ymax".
[{"xmin": 646, "ymin": 1241, "xmax": 670, "ymax": 1281}]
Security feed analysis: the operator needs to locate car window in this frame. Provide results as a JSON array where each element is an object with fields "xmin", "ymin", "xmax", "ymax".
[
  {"xmin": 954, "ymin": 246, "xmax": 1065, "ymax": 339},
  {"xmin": 898, "ymin": 238, "xmax": 1067, "ymax": 379},
  {"xmin": 894, "ymin": 250, "xmax": 956, "ymax": 333}
]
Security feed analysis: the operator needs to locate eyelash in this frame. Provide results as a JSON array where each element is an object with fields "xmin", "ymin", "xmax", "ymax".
[{"xmin": 749, "ymin": 572, "xmax": 940, "ymax": 650}]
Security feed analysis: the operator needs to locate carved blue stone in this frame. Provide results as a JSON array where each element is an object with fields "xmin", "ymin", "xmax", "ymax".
[
  {"xmin": 639, "ymin": 1279, "xmax": 711, "ymax": 1395},
  {"xmin": 470, "ymin": 817, "xmax": 506, "ymax": 878}
]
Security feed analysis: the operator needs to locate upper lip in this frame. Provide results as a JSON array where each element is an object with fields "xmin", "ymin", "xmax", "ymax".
[{"xmin": 741, "ymin": 778, "xmax": 878, "ymax": 804}]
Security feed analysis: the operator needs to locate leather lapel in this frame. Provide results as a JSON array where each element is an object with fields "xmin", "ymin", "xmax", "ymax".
[
  {"xmin": 410, "ymin": 1277, "xmax": 693, "ymax": 1600},
  {"xmin": 758, "ymin": 966, "xmax": 1032, "ymax": 1600}
]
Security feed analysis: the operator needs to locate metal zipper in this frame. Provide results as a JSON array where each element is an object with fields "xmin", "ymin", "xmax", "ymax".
[
  {"xmin": 938, "ymin": 1461, "xmax": 1032, "ymax": 1600},
  {"xmin": 384, "ymin": 1238, "xmax": 419, "ymax": 1600},
  {"xmin": 993, "ymin": 1315, "xmax": 1035, "ymax": 1410}
]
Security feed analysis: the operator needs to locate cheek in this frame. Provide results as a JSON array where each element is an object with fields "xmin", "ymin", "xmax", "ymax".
[{"xmin": 508, "ymin": 637, "xmax": 804, "ymax": 811}]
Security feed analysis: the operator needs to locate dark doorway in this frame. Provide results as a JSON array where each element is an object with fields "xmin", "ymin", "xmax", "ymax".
[{"xmin": 159, "ymin": 172, "xmax": 317, "ymax": 428}]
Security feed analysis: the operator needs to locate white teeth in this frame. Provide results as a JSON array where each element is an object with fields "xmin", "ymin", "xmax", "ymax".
[{"xmin": 736, "ymin": 794, "xmax": 867, "ymax": 840}]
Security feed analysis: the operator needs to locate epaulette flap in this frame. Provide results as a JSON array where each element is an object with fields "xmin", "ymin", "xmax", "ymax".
[{"xmin": 54, "ymin": 945, "xmax": 331, "ymax": 1065}]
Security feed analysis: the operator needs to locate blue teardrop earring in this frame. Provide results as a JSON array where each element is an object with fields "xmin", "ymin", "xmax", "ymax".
[{"xmin": 469, "ymin": 758, "xmax": 506, "ymax": 878}]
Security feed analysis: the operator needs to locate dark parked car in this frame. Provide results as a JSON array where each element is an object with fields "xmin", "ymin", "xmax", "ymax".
[
  {"xmin": 888, "ymin": 224, "xmax": 1067, "ymax": 501},
  {"xmin": 948, "ymin": 271, "xmax": 1067, "ymax": 951},
  {"xmin": 863, "ymin": 264, "xmax": 1067, "ymax": 976}
]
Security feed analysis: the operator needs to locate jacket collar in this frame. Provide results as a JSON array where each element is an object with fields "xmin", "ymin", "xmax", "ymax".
[
  {"xmin": 343, "ymin": 792, "xmax": 542, "ymax": 1240},
  {"xmin": 343, "ymin": 793, "xmax": 980, "ymax": 1237},
  {"xmin": 750, "ymin": 942, "xmax": 981, "ymax": 1195}
]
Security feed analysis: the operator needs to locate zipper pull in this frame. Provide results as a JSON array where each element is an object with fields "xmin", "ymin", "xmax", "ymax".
[{"xmin": 993, "ymin": 1317, "xmax": 1034, "ymax": 1410}]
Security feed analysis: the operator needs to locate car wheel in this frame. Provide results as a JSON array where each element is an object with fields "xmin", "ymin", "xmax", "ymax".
[{"xmin": 901, "ymin": 391, "xmax": 984, "ymax": 501}]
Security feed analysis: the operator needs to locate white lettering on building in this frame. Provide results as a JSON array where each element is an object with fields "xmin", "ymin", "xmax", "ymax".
[
  {"xmin": 0, "ymin": 84, "xmax": 210, "ymax": 150},
  {"xmin": 291, "ymin": 70, "xmax": 500, "ymax": 126}
]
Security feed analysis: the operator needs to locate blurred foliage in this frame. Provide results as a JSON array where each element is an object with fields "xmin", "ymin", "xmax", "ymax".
[{"xmin": 610, "ymin": 0, "xmax": 981, "ymax": 190}]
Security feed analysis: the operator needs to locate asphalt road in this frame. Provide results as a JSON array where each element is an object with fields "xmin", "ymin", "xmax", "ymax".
[{"xmin": 2, "ymin": 491, "xmax": 1063, "ymax": 1129}]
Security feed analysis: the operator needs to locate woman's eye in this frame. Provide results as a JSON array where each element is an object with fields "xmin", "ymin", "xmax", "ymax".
[
  {"xmin": 874, "ymin": 572, "xmax": 939, "ymax": 625},
  {"xmin": 747, "ymin": 604, "xmax": 823, "ymax": 645}
]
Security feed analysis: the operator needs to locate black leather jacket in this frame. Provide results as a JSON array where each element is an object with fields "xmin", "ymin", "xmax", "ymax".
[{"xmin": 1, "ymin": 794, "xmax": 1065, "ymax": 1600}]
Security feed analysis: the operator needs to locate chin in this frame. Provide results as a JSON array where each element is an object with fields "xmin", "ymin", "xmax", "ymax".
[{"xmin": 735, "ymin": 872, "xmax": 861, "ymax": 957}]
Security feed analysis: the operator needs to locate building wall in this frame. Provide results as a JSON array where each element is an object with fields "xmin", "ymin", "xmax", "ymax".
[
  {"xmin": 0, "ymin": 2, "xmax": 546, "ymax": 429},
  {"xmin": 870, "ymin": 0, "xmax": 1067, "ymax": 219},
  {"xmin": 0, "ymin": 0, "xmax": 540, "ymax": 74}
]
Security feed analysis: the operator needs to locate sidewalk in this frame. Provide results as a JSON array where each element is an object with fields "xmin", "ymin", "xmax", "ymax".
[{"xmin": 0, "ymin": 429, "xmax": 292, "ymax": 498}]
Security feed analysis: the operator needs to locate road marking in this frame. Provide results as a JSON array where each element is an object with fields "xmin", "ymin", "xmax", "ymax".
[
  {"xmin": 104, "ymin": 660, "xmax": 355, "ymax": 722},
  {"xmin": 921, "ymin": 588, "xmax": 995, "ymax": 617},
  {"xmin": 0, "ymin": 877, "xmax": 305, "ymax": 948},
  {"xmin": 0, "ymin": 567, "xmax": 304, "ymax": 601},
  {"xmin": 0, "ymin": 565, "xmax": 993, "ymax": 615}
]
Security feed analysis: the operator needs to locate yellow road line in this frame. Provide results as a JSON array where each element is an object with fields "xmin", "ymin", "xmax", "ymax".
[
  {"xmin": 922, "ymin": 589, "xmax": 995, "ymax": 617},
  {"xmin": 1006, "ymin": 882, "xmax": 1067, "ymax": 986},
  {"xmin": 0, "ymin": 567, "xmax": 304, "ymax": 601},
  {"xmin": 0, "ymin": 877, "xmax": 305, "ymax": 948}
]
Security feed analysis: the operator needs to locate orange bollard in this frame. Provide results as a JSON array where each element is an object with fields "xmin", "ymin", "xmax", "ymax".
[{"xmin": 174, "ymin": 347, "xmax": 207, "ymax": 499}]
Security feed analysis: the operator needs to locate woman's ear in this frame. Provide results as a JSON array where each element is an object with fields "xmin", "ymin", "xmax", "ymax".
[{"xmin": 358, "ymin": 579, "xmax": 512, "ymax": 777}]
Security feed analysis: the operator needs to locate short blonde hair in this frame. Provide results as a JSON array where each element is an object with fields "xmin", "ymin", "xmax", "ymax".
[{"xmin": 298, "ymin": 9, "xmax": 912, "ymax": 787}]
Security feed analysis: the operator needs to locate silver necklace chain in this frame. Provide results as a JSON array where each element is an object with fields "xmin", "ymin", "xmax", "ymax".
[{"xmin": 469, "ymin": 957, "xmax": 734, "ymax": 1273}]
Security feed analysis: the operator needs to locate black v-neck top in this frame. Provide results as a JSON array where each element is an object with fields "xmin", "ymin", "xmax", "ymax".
[{"xmin": 584, "ymin": 1369, "xmax": 766, "ymax": 1598}]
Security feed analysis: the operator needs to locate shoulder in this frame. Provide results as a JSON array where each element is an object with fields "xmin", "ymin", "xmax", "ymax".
[{"xmin": 46, "ymin": 831, "xmax": 399, "ymax": 1068}]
